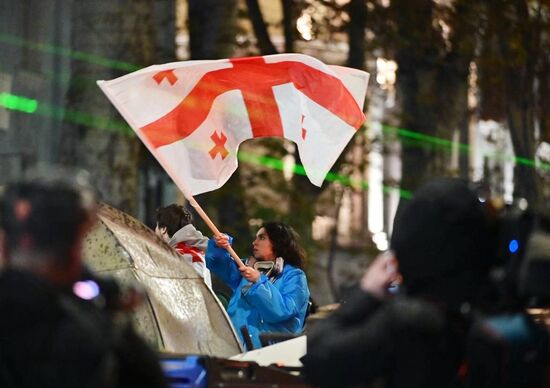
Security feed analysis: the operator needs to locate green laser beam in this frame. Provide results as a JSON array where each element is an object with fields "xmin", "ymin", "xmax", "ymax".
[
  {"xmin": 0, "ymin": 93, "xmax": 37, "ymax": 113},
  {"xmin": 238, "ymin": 151, "xmax": 411, "ymax": 198},
  {"xmin": 1, "ymin": 32, "xmax": 544, "ymax": 174},
  {"xmin": 0, "ymin": 91, "xmax": 540, "ymax": 199},
  {"xmin": 0, "ymin": 32, "xmax": 140, "ymax": 72},
  {"xmin": 382, "ymin": 124, "xmax": 549, "ymax": 170},
  {"xmin": 0, "ymin": 91, "xmax": 406, "ymax": 196},
  {"xmin": 0, "ymin": 92, "xmax": 131, "ymax": 135}
]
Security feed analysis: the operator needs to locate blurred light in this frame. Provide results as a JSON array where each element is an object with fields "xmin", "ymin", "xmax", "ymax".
[
  {"xmin": 373, "ymin": 232, "xmax": 389, "ymax": 251},
  {"xmin": 236, "ymin": 35, "xmax": 247, "ymax": 45},
  {"xmin": 468, "ymin": 61, "xmax": 478, "ymax": 109},
  {"xmin": 248, "ymin": 218, "xmax": 263, "ymax": 228},
  {"xmin": 297, "ymin": 13, "xmax": 313, "ymax": 41},
  {"xmin": 376, "ymin": 58, "xmax": 397, "ymax": 89},
  {"xmin": 438, "ymin": 19, "xmax": 451, "ymax": 50},
  {"xmin": 508, "ymin": 239, "xmax": 519, "ymax": 254},
  {"xmin": 312, "ymin": 215, "xmax": 335, "ymax": 241},
  {"xmin": 527, "ymin": 308, "xmax": 546, "ymax": 314},
  {"xmin": 517, "ymin": 198, "xmax": 528, "ymax": 211},
  {"xmin": 73, "ymin": 280, "xmax": 100, "ymax": 300},
  {"xmin": 282, "ymin": 153, "xmax": 295, "ymax": 181}
]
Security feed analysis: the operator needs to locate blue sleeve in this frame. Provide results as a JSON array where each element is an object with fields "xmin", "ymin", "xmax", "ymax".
[
  {"xmin": 205, "ymin": 237, "xmax": 242, "ymax": 291},
  {"xmin": 243, "ymin": 269, "xmax": 309, "ymax": 323}
]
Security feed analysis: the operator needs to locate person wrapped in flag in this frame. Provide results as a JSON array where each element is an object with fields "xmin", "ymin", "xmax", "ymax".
[
  {"xmin": 206, "ymin": 221, "xmax": 310, "ymax": 350},
  {"xmin": 155, "ymin": 204, "xmax": 212, "ymax": 288}
]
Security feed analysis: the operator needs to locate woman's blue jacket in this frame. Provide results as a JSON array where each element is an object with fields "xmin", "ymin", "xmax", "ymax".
[{"xmin": 206, "ymin": 239, "xmax": 310, "ymax": 349}]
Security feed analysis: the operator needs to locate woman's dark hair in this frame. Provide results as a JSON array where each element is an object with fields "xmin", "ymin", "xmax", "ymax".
[
  {"xmin": 262, "ymin": 221, "xmax": 306, "ymax": 269},
  {"xmin": 155, "ymin": 204, "xmax": 193, "ymax": 237}
]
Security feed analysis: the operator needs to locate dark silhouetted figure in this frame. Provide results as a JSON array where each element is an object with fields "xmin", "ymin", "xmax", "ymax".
[
  {"xmin": 0, "ymin": 170, "xmax": 167, "ymax": 388},
  {"xmin": 302, "ymin": 178, "xmax": 549, "ymax": 388}
]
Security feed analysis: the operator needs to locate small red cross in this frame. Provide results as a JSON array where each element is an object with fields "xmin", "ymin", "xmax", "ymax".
[
  {"xmin": 301, "ymin": 115, "xmax": 307, "ymax": 140},
  {"xmin": 209, "ymin": 131, "xmax": 229, "ymax": 159},
  {"xmin": 153, "ymin": 70, "xmax": 178, "ymax": 85}
]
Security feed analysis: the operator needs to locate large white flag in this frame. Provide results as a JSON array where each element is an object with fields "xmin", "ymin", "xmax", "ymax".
[{"xmin": 98, "ymin": 54, "xmax": 369, "ymax": 195}]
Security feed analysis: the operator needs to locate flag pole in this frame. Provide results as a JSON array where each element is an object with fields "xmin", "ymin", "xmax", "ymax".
[
  {"xmin": 97, "ymin": 83, "xmax": 246, "ymax": 270},
  {"xmin": 184, "ymin": 193, "xmax": 246, "ymax": 269}
]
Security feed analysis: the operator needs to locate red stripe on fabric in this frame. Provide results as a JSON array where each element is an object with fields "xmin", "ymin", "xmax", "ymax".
[
  {"xmin": 174, "ymin": 242, "xmax": 205, "ymax": 263},
  {"xmin": 140, "ymin": 58, "xmax": 365, "ymax": 148}
]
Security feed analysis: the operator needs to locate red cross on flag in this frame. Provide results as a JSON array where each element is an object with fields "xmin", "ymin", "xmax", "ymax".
[{"xmin": 98, "ymin": 54, "xmax": 369, "ymax": 196}]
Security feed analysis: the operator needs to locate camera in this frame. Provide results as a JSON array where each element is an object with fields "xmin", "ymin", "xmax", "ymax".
[{"xmin": 487, "ymin": 197, "xmax": 550, "ymax": 312}]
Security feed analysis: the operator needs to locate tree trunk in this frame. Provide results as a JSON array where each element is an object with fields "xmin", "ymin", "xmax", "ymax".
[
  {"xmin": 186, "ymin": 0, "xmax": 251, "ymax": 250},
  {"xmin": 396, "ymin": 54, "xmax": 441, "ymax": 192},
  {"xmin": 391, "ymin": 0, "xmax": 444, "ymax": 193},
  {"xmin": 490, "ymin": 0, "xmax": 541, "ymax": 207},
  {"xmin": 289, "ymin": 146, "xmax": 324, "ymax": 254},
  {"xmin": 188, "ymin": 0, "xmax": 237, "ymax": 59},
  {"xmin": 59, "ymin": 0, "xmax": 162, "ymax": 214},
  {"xmin": 537, "ymin": 49, "xmax": 550, "ymax": 207},
  {"xmin": 346, "ymin": 0, "xmax": 367, "ymax": 70},
  {"xmin": 506, "ymin": 101, "xmax": 540, "ymax": 205},
  {"xmin": 326, "ymin": 187, "xmax": 344, "ymax": 302},
  {"xmin": 438, "ymin": 0, "xmax": 480, "ymax": 179},
  {"xmin": 246, "ymin": 0, "xmax": 278, "ymax": 55},
  {"xmin": 539, "ymin": 54, "xmax": 550, "ymax": 143},
  {"xmin": 281, "ymin": 0, "xmax": 296, "ymax": 53}
]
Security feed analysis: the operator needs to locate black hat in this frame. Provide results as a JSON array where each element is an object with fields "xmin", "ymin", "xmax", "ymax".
[{"xmin": 391, "ymin": 178, "xmax": 492, "ymax": 291}]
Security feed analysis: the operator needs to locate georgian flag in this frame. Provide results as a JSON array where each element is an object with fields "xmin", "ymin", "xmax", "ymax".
[{"xmin": 98, "ymin": 54, "xmax": 369, "ymax": 196}]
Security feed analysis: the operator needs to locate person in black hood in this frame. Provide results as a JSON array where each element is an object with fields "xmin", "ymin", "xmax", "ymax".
[
  {"xmin": 391, "ymin": 177, "xmax": 493, "ymax": 310},
  {"xmin": 302, "ymin": 178, "xmax": 494, "ymax": 388},
  {"xmin": 0, "ymin": 168, "xmax": 167, "ymax": 388}
]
